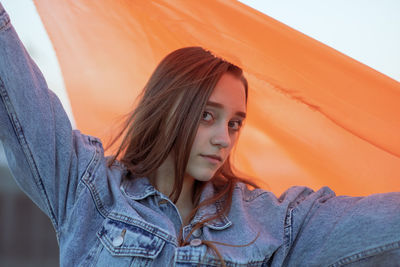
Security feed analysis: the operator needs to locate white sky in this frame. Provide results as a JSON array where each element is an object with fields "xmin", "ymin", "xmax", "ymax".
[
  {"xmin": 1, "ymin": 0, "xmax": 76, "ymax": 127},
  {"xmin": 239, "ymin": 0, "xmax": 400, "ymax": 82},
  {"xmin": 1, "ymin": 0, "xmax": 399, "ymax": 128}
]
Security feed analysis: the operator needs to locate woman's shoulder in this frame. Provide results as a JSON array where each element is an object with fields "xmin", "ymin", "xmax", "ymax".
[
  {"xmin": 233, "ymin": 181, "xmax": 336, "ymax": 206},
  {"xmin": 71, "ymin": 130, "xmax": 128, "ymax": 173},
  {"xmin": 233, "ymin": 181, "xmax": 272, "ymax": 202}
]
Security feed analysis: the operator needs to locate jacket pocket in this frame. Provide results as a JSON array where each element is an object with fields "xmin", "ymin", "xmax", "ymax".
[
  {"xmin": 89, "ymin": 217, "xmax": 167, "ymax": 266},
  {"xmin": 97, "ymin": 217, "xmax": 166, "ymax": 259}
]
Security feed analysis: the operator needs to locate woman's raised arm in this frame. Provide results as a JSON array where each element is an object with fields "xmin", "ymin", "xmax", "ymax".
[
  {"xmin": 280, "ymin": 187, "xmax": 400, "ymax": 265},
  {"xmin": 0, "ymin": 4, "xmax": 101, "ymax": 239}
]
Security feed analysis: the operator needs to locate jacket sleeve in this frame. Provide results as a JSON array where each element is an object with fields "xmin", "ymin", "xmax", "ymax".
[
  {"xmin": 281, "ymin": 186, "xmax": 400, "ymax": 265},
  {"xmin": 0, "ymin": 4, "xmax": 100, "ymax": 238}
]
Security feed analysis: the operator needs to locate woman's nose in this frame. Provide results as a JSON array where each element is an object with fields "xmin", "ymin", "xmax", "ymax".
[{"xmin": 210, "ymin": 125, "xmax": 230, "ymax": 148}]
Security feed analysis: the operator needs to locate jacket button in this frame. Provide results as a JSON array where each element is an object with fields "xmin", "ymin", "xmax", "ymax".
[
  {"xmin": 112, "ymin": 236, "xmax": 124, "ymax": 247},
  {"xmin": 112, "ymin": 229, "xmax": 126, "ymax": 247},
  {"xmin": 190, "ymin": 238, "xmax": 202, "ymax": 247},
  {"xmin": 192, "ymin": 228, "xmax": 202, "ymax": 237}
]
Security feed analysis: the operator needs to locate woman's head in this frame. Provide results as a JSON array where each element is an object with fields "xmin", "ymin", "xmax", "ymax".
[
  {"xmin": 108, "ymin": 46, "xmax": 248, "ymax": 202},
  {"xmin": 185, "ymin": 72, "xmax": 247, "ymax": 182}
]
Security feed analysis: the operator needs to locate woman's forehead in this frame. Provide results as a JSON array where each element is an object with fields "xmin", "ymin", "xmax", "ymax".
[{"xmin": 209, "ymin": 73, "xmax": 246, "ymax": 114}]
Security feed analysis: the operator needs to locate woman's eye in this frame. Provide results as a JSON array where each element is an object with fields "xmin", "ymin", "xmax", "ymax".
[
  {"xmin": 228, "ymin": 120, "xmax": 242, "ymax": 131},
  {"xmin": 202, "ymin": 111, "xmax": 213, "ymax": 122}
]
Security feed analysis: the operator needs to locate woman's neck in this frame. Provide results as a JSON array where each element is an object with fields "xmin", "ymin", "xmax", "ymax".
[{"xmin": 151, "ymin": 154, "xmax": 195, "ymax": 226}]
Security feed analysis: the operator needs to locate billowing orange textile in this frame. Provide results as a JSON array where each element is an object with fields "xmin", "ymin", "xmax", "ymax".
[{"xmin": 33, "ymin": 0, "xmax": 400, "ymax": 196}]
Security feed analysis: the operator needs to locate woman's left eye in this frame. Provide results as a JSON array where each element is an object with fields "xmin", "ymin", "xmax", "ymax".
[{"xmin": 228, "ymin": 120, "xmax": 242, "ymax": 131}]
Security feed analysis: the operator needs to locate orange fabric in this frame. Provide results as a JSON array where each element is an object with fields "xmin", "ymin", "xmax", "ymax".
[{"xmin": 33, "ymin": 0, "xmax": 400, "ymax": 196}]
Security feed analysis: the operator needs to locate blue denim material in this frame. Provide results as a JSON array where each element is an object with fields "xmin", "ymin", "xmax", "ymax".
[{"xmin": 1, "ymin": 4, "xmax": 400, "ymax": 266}]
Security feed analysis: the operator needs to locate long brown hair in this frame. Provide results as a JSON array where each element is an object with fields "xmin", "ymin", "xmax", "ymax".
[{"xmin": 107, "ymin": 46, "xmax": 259, "ymax": 266}]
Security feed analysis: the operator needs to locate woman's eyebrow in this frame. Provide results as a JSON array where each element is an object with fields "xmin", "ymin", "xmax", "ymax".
[{"xmin": 206, "ymin": 101, "xmax": 246, "ymax": 118}]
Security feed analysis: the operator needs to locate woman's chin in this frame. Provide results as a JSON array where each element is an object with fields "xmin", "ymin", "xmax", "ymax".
[{"xmin": 187, "ymin": 169, "xmax": 216, "ymax": 182}]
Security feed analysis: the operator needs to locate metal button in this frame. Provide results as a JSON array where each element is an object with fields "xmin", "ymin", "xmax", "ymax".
[
  {"xmin": 192, "ymin": 228, "xmax": 202, "ymax": 238},
  {"xmin": 112, "ymin": 229, "xmax": 126, "ymax": 247},
  {"xmin": 112, "ymin": 236, "xmax": 124, "ymax": 247},
  {"xmin": 190, "ymin": 238, "xmax": 202, "ymax": 247}
]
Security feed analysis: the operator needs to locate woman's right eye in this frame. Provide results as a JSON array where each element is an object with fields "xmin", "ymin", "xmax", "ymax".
[{"xmin": 202, "ymin": 111, "xmax": 213, "ymax": 122}]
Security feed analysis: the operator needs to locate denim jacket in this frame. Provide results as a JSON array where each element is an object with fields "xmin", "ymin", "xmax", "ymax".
[{"xmin": 1, "ymin": 5, "xmax": 400, "ymax": 266}]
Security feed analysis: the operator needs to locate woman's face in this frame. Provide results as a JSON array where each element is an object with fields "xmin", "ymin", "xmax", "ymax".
[{"xmin": 185, "ymin": 72, "xmax": 247, "ymax": 181}]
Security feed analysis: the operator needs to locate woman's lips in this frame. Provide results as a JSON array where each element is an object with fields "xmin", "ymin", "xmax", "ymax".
[{"xmin": 201, "ymin": 154, "xmax": 222, "ymax": 164}]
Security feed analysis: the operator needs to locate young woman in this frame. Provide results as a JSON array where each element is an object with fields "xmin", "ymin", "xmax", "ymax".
[{"xmin": 1, "ymin": 4, "xmax": 400, "ymax": 266}]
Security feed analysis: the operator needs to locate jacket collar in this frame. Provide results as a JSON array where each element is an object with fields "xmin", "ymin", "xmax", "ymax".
[
  {"xmin": 191, "ymin": 180, "xmax": 232, "ymax": 230},
  {"xmin": 122, "ymin": 176, "xmax": 232, "ymax": 230},
  {"xmin": 122, "ymin": 176, "xmax": 158, "ymax": 200}
]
